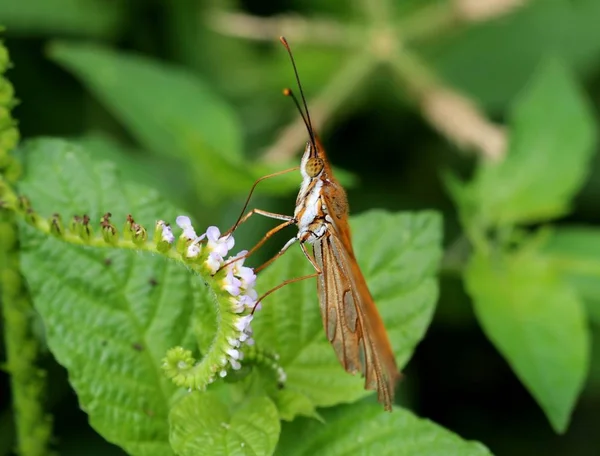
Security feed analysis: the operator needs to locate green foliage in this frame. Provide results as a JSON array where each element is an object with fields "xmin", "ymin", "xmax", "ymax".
[
  {"xmin": 449, "ymin": 57, "xmax": 597, "ymax": 433},
  {"xmin": 11, "ymin": 139, "xmax": 461, "ymax": 455},
  {"xmin": 276, "ymin": 400, "xmax": 492, "ymax": 455},
  {"xmin": 4, "ymin": 1, "xmax": 600, "ymax": 454},
  {"xmin": 424, "ymin": 0, "xmax": 600, "ymax": 110},
  {"xmin": 169, "ymin": 393, "xmax": 280, "ymax": 456},
  {"xmin": 0, "ymin": 37, "xmax": 53, "ymax": 456},
  {"xmin": 450, "ymin": 59, "xmax": 596, "ymax": 228},
  {"xmin": 17, "ymin": 139, "xmax": 192, "ymax": 454},
  {"xmin": 465, "ymin": 249, "xmax": 589, "ymax": 433},
  {"xmin": 0, "ymin": 0, "xmax": 124, "ymax": 38},
  {"xmin": 48, "ymin": 41, "xmax": 300, "ymax": 204},
  {"xmin": 542, "ymin": 226, "xmax": 600, "ymax": 325}
]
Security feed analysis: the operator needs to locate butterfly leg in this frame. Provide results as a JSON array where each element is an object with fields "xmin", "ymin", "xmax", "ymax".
[
  {"xmin": 223, "ymin": 166, "xmax": 299, "ymax": 236},
  {"xmin": 299, "ymin": 241, "xmax": 321, "ymax": 273},
  {"xmin": 219, "ymin": 218, "xmax": 295, "ymax": 271},
  {"xmin": 255, "ymin": 237, "xmax": 298, "ymax": 273},
  {"xmin": 251, "ymin": 241, "xmax": 322, "ymax": 314},
  {"xmin": 252, "ymin": 271, "xmax": 320, "ymax": 314}
]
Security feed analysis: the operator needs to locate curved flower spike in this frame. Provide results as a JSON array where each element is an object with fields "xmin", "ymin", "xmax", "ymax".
[{"xmin": 162, "ymin": 216, "xmax": 263, "ymax": 391}]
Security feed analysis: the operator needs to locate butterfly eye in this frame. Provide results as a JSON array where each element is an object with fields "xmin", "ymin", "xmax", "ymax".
[{"xmin": 305, "ymin": 157, "xmax": 324, "ymax": 177}]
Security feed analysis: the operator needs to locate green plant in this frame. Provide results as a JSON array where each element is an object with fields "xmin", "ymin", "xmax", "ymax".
[{"xmin": 1, "ymin": 1, "xmax": 599, "ymax": 455}]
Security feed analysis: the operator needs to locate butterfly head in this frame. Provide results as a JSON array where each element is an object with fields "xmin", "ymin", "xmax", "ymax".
[{"xmin": 301, "ymin": 140, "xmax": 326, "ymax": 179}]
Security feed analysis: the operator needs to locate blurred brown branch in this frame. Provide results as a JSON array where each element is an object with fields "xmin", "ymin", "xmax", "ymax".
[
  {"xmin": 210, "ymin": 1, "xmax": 515, "ymax": 164},
  {"xmin": 454, "ymin": 0, "xmax": 528, "ymax": 22},
  {"xmin": 422, "ymin": 89, "xmax": 506, "ymax": 161},
  {"xmin": 208, "ymin": 11, "xmax": 356, "ymax": 47}
]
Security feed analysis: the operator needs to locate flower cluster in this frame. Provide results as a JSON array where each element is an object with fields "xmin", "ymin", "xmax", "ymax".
[{"xmin": 173, "ymin": 216, "xmax": 259, "ymax": 377}]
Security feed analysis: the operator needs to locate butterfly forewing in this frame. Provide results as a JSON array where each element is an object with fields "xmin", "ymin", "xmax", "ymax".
[{"xmin": 314, "ymin": 227, "xmax": 400, "ymax": 411}]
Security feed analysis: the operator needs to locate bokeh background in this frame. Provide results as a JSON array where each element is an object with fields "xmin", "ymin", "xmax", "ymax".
[{"xmin": 1, "ymin": 1, "xmax": 599, "ymax": 455}]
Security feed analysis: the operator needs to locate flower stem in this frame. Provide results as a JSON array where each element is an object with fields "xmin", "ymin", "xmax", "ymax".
[{"xmin": 0, "ymin": 38, "xmax": 54, "ymax": 456}]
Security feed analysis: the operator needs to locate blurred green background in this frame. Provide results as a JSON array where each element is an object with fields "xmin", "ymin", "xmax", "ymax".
[{"xmin": 1, "ymin": 0, "xmax": 600, "ymax": 455}]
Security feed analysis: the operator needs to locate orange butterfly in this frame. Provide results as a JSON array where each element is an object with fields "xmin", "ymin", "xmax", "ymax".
[{"xmin": 225, "ymin": 37, "xmax": 401, "ymax": 410}]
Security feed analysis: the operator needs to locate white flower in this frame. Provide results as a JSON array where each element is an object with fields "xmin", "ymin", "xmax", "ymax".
[
  {"xmin": 227, "ymin": 336, "xmax": 241, "ymax": 348},
  {"xmin": 176, "ymin": 215, "xmax": 197, "ymax": 240},
  {"xmin": 158, "ymin": 221, "xmax": 174, "ymax": 243},
  {"xmin": 206, "ymin": 226, "xmax": 235, "ymax": 257},
  {"xmin": 205, "ymin": 252, "xmax": 222, "ymax": 275},
  {"xmin": 277, "ymin": 367, "xmax": 287, "ymax": 384},
  {"xmin": 230, "ymin": 297, "xmax": 245, "ymax": 314},
  {"xmin": 230, "ymin": 359, "xmax": 241, "ymax": 370},
  {"xmin": 226, "ymin": 348, "xmax": 240, "ymax": 360},
  {"xmin": 238, "ymin": 295, "xmax": 257, "ymax": 311},
  {"xmin": 237, "ymin": 266, "xmax": 256, "ymax": 290},
  {"xmin": 234, "ymin": 314, "xmax": 253, "ymax": 332},
  {"xmin": 187, "ymin": 243, "xmax": 201, "ymax": 258},
  {"xmin": 222, "ymin": 271, "xmax": 242, "ymax": 296}
]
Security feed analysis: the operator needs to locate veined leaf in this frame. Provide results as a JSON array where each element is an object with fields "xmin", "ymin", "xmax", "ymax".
[
  {"xmin": 253, "ymin": 211, "xmax": 442, "ymax": 411},
  {"xmin": 465, "ymin": 248, "xmax": 590, "ymax": 433},
  {"xmin": 47, "ymin": 41, "xmax": 300, "ymax": 202},
  {"xmin": 466, "ymin": 58, "xmax": 597, "ymax": 226},
  {"xmin": 169, "ymin": 393, "xmax": 280, "ymax": 456},
  {"xmin": 17, "ymin": 138, "xmax": 209, "ymax": 455},
  {"xmin": 276, "ymin": 400, "xmax": 492, "ymax": 455}
]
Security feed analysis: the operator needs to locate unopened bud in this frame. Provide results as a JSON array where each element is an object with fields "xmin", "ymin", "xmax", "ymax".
[
  {"xmin": 131, "ymin": 222, "xmax": 147, "ymax": 246},
  {"xmin": 49, "ymin": 213, "xmax": 64, "ymax": 237},
  {"xmin": 100, "ymin": 212, "xmax": 117, "ymax": 245}
]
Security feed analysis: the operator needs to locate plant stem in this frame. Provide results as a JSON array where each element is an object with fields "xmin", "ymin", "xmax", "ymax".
[
  {"xmin": 391, "ymin": 49, "xmax": 506, "ymax": 161},
  {"xmin": 0, "ymin": 38, "xmax": 54, "ymax": 456},
  {"xmin": 1, "ymin": 213, "xmax": 54, "ymax": 456}
]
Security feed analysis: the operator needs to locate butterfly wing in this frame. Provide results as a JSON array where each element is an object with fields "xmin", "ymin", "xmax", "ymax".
[{"xmin": 314, "ymin": 231, "xmax": 401, "ymax": 411}]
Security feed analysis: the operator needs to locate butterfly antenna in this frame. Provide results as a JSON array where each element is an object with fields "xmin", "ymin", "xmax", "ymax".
[
  {"xmin": 282, "ymin": 88, "xmax": 313, "ymax": 143},
  {"xmin": 279, "ymin": 36, "xmax": 317, "ymax": 152}
]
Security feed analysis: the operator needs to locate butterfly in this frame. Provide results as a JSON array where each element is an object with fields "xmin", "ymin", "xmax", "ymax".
[{"xmin": 225, "ymin": 37, "xmax": 401, "ymax": 410}]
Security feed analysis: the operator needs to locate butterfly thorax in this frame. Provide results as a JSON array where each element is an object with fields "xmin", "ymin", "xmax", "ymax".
[{"xmin": 294, "ymin": 141, "xmax": 348, "ymax": 244}]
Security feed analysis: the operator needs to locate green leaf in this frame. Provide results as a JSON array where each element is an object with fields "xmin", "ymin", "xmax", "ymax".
[
  {"xmin": 275, "ymin": 400, "xmax": 492, "ymax": 456},
  {"xmin": 0, "ymin": 0, "xmax": 124, "ymax": 37},
  {"xmin": 466, "ymin": 58, "xmax": 597, "ymax": 226},
  {"xmin": 47, "ymin": 41, "xmax": 300, "ymax": 202},
  {"xmin": 169, "ymin": 392, "xmax": 280, "ymax": 456},
  {"xmin": 271, "ymin": 389, "xmax": 321, "ymax": 422},
  {"xmin": 541, "ymin": 225, "xmax": 600, "ymax": 325},
  {"xmin": 465, "ymin": 248, "xmax": 590, "ymax": 433},
  {"xmin": 48, "ymin": 41, "xmax": 242, "ymax": 163},
  {"xmin": 253, "ymin": 211, "xmax": 442, "ymax": 411},
  {"xmin": 73, "ymin": 132, "xmax": 190, "ymax": 205},
  {"xmin": 17, "ymin": 138, "xmax": 204, "ymax": 455}
]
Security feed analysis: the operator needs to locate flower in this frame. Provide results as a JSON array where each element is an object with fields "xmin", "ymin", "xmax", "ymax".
[
  {"xmin": 170, "ymin": 217, "xmax": 261, "ymax": 378},
  {"xmin": 238, "ymin": 294, "xmax": 257, "ymax": 311},
  {"xmin": 176, "ymin": 215, "xmax": 197, "ymax": 240},
  {"xmin": 186, "ymin": 243, "xmax": 201, "ymax": 259},
  {"xmin": 222, "ymin": 271, "xmax": 242, "ymax": 296},
  {"xmin": 157, "ymin": 221, "xmax": 174, "ymax": 243},
  {"xmin": 205, "ymin": 252, "xmax": 222, "ymax": 275},
  {"xmin": 206, "ymin": 226, "xmax": 235, "ymax": 257},
  {"xmin": 226, "ymin": 348, "xmax": 240, "ymax": 360},
  {"xmin": 234, "ymin": 314, "xmax": 253, "ymax": 333},
  {"xmin": 277, "ymin": 367, "xmax": 287, "ymax": 384}
]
